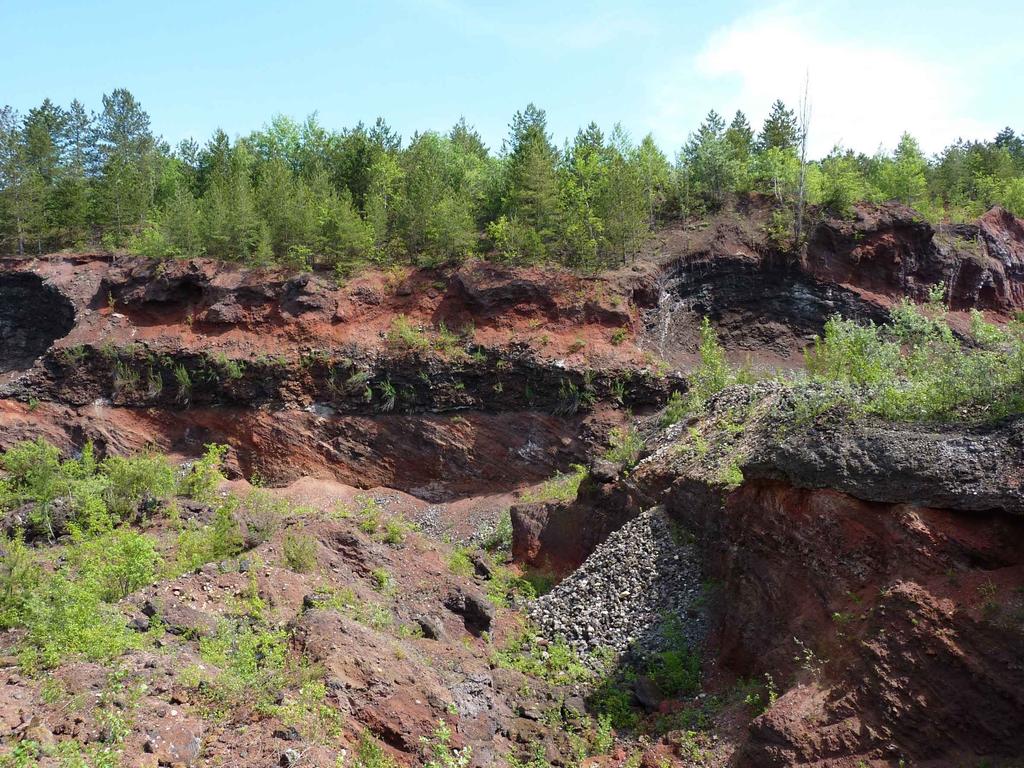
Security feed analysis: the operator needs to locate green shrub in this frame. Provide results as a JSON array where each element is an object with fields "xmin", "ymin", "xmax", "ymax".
[
  {"xmin": 604, "ymin": 426, "xmax": 644, "ymax": 468},
  {"xmin": 0, "ymin": 533, "xmax": 40, "ymax": 629},
  {"xmin": 386, "ymin": 315, "xmax": 430, "ymax": 352},
  {"xmin": 805, "ymin": 304, "xmax": 1024, "ymax": 422},
  {"xmin": 421, "ymin": 719, "xmax": 471, "ymax": 768},
  {"xmin": 446, "ymin": 548, "xmax": 475, "ymax": 577},
  {"xmin": 481, "ymin": 509, "xmax": 513, "ymax": 552},
  {"xmin": 492, "ymin": 628, "xmax": 590, "ymax": 686},
  {"xmin": 177, "ymin": 443, "xmax": 228, "ymax": 502},
  {"xmin": 68, "ymin": 528, "xmax": 160, "ymax": 601},
  {"xmin": 190, "ymin": 620, "xmax": 291, "ymax": 716},
  {"xmin": 174, "ymin": 497, "xmax": 244, "ymax": 572},
  {"xmin": 101, "ymin": 452, "xmax": 176, "ymax": 520},
  {"xmin": 283, "ymin": 532, "xmax": 318, "ymax": 573},
  {"xmin": 239, "ymin": 488, "xmax": 288, "ymax": 545},
  {"xmin": 520, "ymin": 464, "xmax": 587, "ymax": 504},
  {"xmin": 352, "ymin": 731, "xmax": 399, "ymax": 768}
]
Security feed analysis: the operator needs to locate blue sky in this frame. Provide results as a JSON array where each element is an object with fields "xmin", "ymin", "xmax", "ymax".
[{"xmin": 2, "ymin": 0, "xmax": 1021, "ymax": 157}]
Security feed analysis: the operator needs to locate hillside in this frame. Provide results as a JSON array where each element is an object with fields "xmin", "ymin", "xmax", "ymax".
[{"xmin": 1, "ymin": 201, "xmax": 1023, "ymax": 768}]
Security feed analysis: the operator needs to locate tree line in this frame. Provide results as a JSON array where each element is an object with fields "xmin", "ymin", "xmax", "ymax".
[{"xmin": 2, "ymin": 90, "xmax": 1023, "ymax": 273}]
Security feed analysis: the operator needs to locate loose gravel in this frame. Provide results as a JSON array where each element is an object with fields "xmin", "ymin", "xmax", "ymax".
[{"xmin": 528, "ymin": 507, "xmax": 706, "ymax": 665}]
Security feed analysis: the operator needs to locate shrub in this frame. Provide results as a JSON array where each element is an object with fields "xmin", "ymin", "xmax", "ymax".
[
  {"xmin": 520, "ymin": 464, "xmax": 587, "ymax": 504},
  {"xmin": 386, "ymin": 315, "xmax": 430, "ymax": 352},
  {"xmin": 177, "ymin": 443, "xmax": 228, "ymax": 502},
  {"xmin": 101, "ymin": 452, "xmax": 176, "ymax": 521},
  {"xmin": 447, "ymin": 548, "xmax": 475, "ymax": 577},
  {"xmin": 493, "ymin": 629, "xmax": 590, "ymax": 686},
  {"xmin": 238, "ymin": 488, "xmax": 288, "ymax": 545},
  {"xmin": 0, "ymin": 533, "xmax": 40, "ymax": 628},
  {"xmin": 352, "ymin": 731, "xmax": 399, "ymax": 768},
  {"xmin": 283, "ymin": 532, "xmax": 317, "ymax": 573},
  {"xmin": 805, "ymin": 304, "xmax": 1024, "ymax": 422},
  {"xmin": 481, "ymin": 509, "xmax": 513, "ymax": 553},
  {"xmin": 191, "ymin": 620, "xmax": 291, "ymax": 716},
  {"xmin": 660, "ymin": 390, "xmax": 686, "ymax": 427},
  {"xmin": 174, "ymin": 497, "xmax": 244, "ymax": 572},
  {"xmin": 604, "ymin": 426, "xmax": 644, "ymax": 468},
  {"xmin": 68, "ymin": 528, "xmax": 160, "ymax": 601}
]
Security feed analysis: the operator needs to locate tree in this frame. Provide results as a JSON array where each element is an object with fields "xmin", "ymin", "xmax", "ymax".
[
  {"xmin": 0, "ymin": 107, "xmax": 43, "ymax": 255},
  {"xmin": 503, "ymin": 104, "xmax": 560, "ymax": 255},
  {"xmin": 635, "ymin": 133, "xmax": 671, "ymax": 225},
  {"xmin": 50, "ymin": 99, "xmax": 92, "ymax": 244},
  {"xmin": 757, "ymin": 100, "xmax": 799, "ymax": 152},
  {"xmin": 817, "ymin": 147, "xmax": 866, "ymax": 216},
  {"xmin": 725, "ymin": 111, "xmax": 754, "ymax": 160},
  {"xmin": 681, "ymin": 110, "xmax": 738, "ymax": 211},
  {"xmin": 201, "ymin": 143, "xmax": 270, "ymax": 262},
  {"xmin": 398, "ymin": 132, "xmax": 476, "ymax": 263},
  {"xmin": 94, "ymin": 89, "xmax": 157, "ymax": 240},
  {"xmin": 600, "ymin": 125, "xmax": 649, "ymax": 264},
  {"xmin": 876, "ymin": 133, "xmax": 927, "ymax": 206}
]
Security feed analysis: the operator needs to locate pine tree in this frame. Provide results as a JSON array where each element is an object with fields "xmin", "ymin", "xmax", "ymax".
[
  {"xmin": 635, "ymin": 133, "xmax": 671, "ymax": 226},
  {"xmin": 725, "ymin": 110, "xmax": 754, "ymax": 159},
  {"xmin": 757, "ymin": 100, "xmax": 799, "ymax": 152},
  {"xmin": 600, "ymin": 125, "xmax": 648, "ymax": 265},
  {"xmin": 877, "ymin": 133, "xmax": 928, "ymax": 207},
  {"xmin": 503, "ymin": 104, "xmax": 560, "ymax": 256},
  {"xmin": 94, "ymin": 89, "xmax": 157, "ymax": 240},
  {"xmin": 681, "ymin": 110, "xmax": 737, "ymax": 211}
]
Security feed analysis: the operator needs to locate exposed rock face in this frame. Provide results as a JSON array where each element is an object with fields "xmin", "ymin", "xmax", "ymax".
[
  {"xmin": 0, "ymin": 253, "xmax": 674, "ymax": 497},
  {"xmin": 510, "ymin": 460, "xmax": 643, "ymax": 574},
  {"xmin": 745, "ymin": 407, "xmax": 1024, "ymax": 514},
  {"xmin": 514, "ymin": 377, "xmax": 1024, "ymax": 764},
  {"xmin": 649, "ymin": 202, "xmax": 1024, "ymax": 367},
  {"xmin": 0, "ymin": 272, "xmax": 74, "ymax": 373},
  {"xmin": 806, "ymin": 202, "xmax": 1024, "ymax": 313},
  {"xmin": 637, "ymin": 387, "xmax": 1024, "ymax": 765}
]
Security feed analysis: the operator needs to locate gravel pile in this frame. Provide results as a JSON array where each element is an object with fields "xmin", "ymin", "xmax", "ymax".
[{"xmin": 528, "ymin": 507, "xmax": 705, "ymax": 663}]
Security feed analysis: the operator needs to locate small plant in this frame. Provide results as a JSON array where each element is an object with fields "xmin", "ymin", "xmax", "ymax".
[
  {"xmin": 174, "ymin": 364, "xmax": 192, "ymax": 403},
  {"xmin": 387, "ymin": 315, "xmax": 431, "ymax": 353},
  {"xmin": 481, "ymin": 509, "xmax": 513, "ymax": 553},
  {"xmin": 371, "ymin": 567, "xmax": 395, "ymax": 594},
  {"xmin": 421, "ymin": 719, "xmax": 471, "ymax": 768},
  {"xmin": 610, "ymin": 327, "xmax": 629, "ymax": 345},
  {"xmin": 177, "ymin": 443, "xmax": 228, "ymax": 502},
  {"xmin": 520, "ymin": 464, "xmax": 587, "ymax": 504},
  {"xmin": 283, "ymin": 532, "xmax": 318, "ymax": 573},
  {"xmin": 378, "ymin": 379, "xmax": 397, "ymax": 412},
  {"xmin": 447, "ymin": 547, "xmax": 475, "ymax": 577},
  {"xmin": 604, "ymin": 426, "xmax": 644, "ymax": 468}
]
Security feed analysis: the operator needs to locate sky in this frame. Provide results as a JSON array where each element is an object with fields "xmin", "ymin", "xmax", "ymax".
[{"xmin": 2, "ymin": 0, "xmax": 1021, "ymax": 159}]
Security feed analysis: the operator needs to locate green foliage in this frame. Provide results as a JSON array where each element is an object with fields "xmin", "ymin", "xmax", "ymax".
[
  {"xmin": 446, "ymin": 547, "xmax": 475, "ymax": 577},
  {"xmin": 101, "ymin": 452, "xmax": 176, "ymax": 520},
  {"xmin": 481, "ymin": 509, "xmax": 513, "ymax": 552},
  {"xmin": 174, "ymin": 497, "xmax": 244, "ymax": 572},
  {"xmin": 421, "ymin": 720, "xmax": 471, "ymax": 768},
  {"xmin": 0, "ymin": 533, "xmax": 40, "ymax": 629},
  {"xmin": 603, "ymin": 426, "xmax": 644, "ymax": 468},
  {"xmin": 646, "ymin": 619, "xmax": 701, "ymax": 697},
  {"xmin": 4, "ymin": 90, "xmax": 1024, "ymax": 266},
  {"xmin": 492, "ymin": 627, "xmax": 591, "ymax": 686},
  {"xmin": 282, "ymin": 532, "xmax": 318, "ymax": 573},
  {"xmin": 519, "ymin": 464, "xmax": 587, "ymax": 503},
  {"xmin": 188, "ymin": 619, "xmax": 291, "ymax": 716},
  {"xmin": 177, "ymin": 443, "xmax": 228, "ymax": 502},
  {"xmin": 351, "ymin": 731, "xmax": 399, "ymax": 768},
  {"xmin": 804, "ymin": 302, "xmax": 1024, "ymax": 422}
]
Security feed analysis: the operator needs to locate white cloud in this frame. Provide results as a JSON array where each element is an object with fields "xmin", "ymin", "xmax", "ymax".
[{"xmin": 652, "ymin": 6, "xmax": 995, "ymax": 157}]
